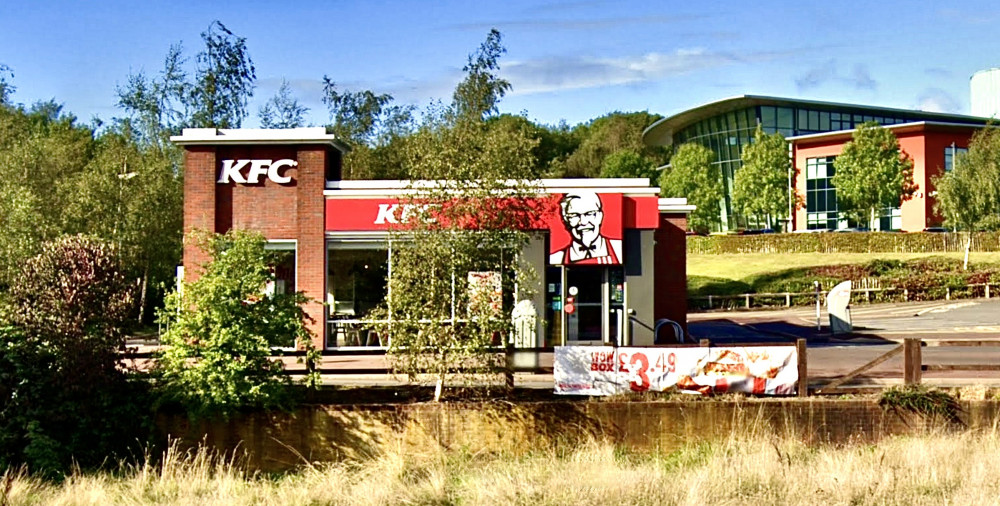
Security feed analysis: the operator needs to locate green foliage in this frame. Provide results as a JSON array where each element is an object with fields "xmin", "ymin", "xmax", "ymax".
[
  {"xmin": 832, "ymin": 122, "xmax": 916, "ymax": 227},
  {"xmin": 0, "ymin": 101, "xmax": 94, "ymax": 275},
  {"xmin": 879, "ymin": 385, "xmax": 962, "ymax": 424},
  {"xmin": 117, "ymin": 20, "xmax": 256, "ymax": 140},
  {"xmin": 560, "ymin": 111, "xmax": 666, "ymax": 178},
  {"xmin": 934, "ymin": 125, "xmax": 1000, "ymax": 232},
  {"xmin": 451, "ymin": 28, "xmax": 511, "ymax": 122},
  {"xmin": 733, "ymin": 125, "xmax": 793, "ymax": 228},
  {"xmin": 0, "ymin": 236, "xmax": 150, "ymax": 477},
  {"xmin": 599, "ymin": 149, "xmax": 659, "ymax": 181},
  {"xmin": 370, "ymin": 32, "xmax": 541, "ymax": 399},
  {"xmin": 660, "ymin": 143, "xmax": 722, "ymax": 233},
  {"xmin": 187, "ymin": 21, "xmax": 256, "ymax": 129},
  {"xmin": 156, "ymin": 230, "xmax": 312, "ymax": 416},
  {"xmin": 61, "ymin": 125, "xmax": 183, "ymax": 323},
  {"xmin": 0, "ymin": 64, "xmax": 13, "ymax": 105},
  {"xmin": 258, "ymin": 79, "xmax": 308, "ymax": 129}
]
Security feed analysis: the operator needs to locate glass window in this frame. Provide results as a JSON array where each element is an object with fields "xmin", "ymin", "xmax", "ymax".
[
  {"xmin": 265, "ymin": 241, "xmax": 296, "ymax": 295},
  {"xmin": 761, "ymin": 106, "xmax": 776, "ymax": 130},
  {"xmin": 805, "ymin": 156, "xmax": 838, "ymax": 229},
  {"xmin": 808, "ymin": 110, "xmax": 820, "ymax": 131},
  {"xmin": 944, "ymin": 145, "xmax": 968, "ymax": 172},
  {"xmin": 777, "ymin": 107, "xmax": 794, "ymax": 131}
]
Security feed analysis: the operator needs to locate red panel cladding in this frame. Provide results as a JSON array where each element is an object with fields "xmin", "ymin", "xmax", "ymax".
[{"xmin": 653, "ymin": 213, "xmax": 688, "ymax": 333}]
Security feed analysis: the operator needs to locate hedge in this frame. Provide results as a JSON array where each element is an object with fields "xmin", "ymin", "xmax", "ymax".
[{"xmin": 687, "ymin": 231, "xmax": 1000, "ymax": 255}]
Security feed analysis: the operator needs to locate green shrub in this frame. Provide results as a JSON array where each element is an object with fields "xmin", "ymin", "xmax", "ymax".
[
  {"xmin": 156, "ymin": 230, "xmax": 314, "ymax": 417},
  {"xmin": 0, "ymin": 235, "xmax": 151, "ymax": 477}
]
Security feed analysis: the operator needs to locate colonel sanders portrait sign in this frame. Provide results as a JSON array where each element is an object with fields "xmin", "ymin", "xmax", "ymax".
[{"xmin": 548, "ymin": 191, "xmax": 623, "ymax": 265}]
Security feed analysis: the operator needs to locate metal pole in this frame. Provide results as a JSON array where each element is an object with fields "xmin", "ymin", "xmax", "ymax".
[{"xmin": 814, "ymin": 280, "xmax": 821, "ymax": 331}]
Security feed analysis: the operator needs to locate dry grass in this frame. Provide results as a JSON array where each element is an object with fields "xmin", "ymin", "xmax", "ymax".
[{"xmin": 5, "ymin": 430, "xmax": 1000, "ymax": 505}]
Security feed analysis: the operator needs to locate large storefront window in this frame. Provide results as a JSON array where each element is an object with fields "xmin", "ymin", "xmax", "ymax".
[
  {"xmin": 326, "ymin": 245, "xmax": 388, "ymax": 347},
  {"xmin": 806, "ymin": 156, "xmax": 838, "ymax": 230}
]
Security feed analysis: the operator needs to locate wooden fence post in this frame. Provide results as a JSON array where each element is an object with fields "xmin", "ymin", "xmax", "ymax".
[
  {"xmin": 904, "ymin": 338, "xmax": 922, "ymax": 385},
  {"xmin": 745, "ymin": 294, "xmax": 751, "ymax": 309},
  {"xmin": 785, "ymin": 293, "xmax": 791, "ymax": 307},
  {"xmin": 796, "ymin": 338, "xmax": 808, "ymax": 397}
]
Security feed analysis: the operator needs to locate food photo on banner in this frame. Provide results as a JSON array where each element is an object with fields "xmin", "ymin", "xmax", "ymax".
[
  {"xmin": 548, "ymin": 191, "xmax": 623, "ymax": 265},
  {"xmin": 554, "ymin": 346, "xmax": 799, "ymax": 396}
]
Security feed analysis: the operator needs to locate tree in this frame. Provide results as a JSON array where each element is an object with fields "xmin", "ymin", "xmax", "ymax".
[
  {"xmin": 187, "ymin": 21, "xmax": 256, "ymax": 129},
  {"xmin": 560, "ymin": 111, "xmax": 667, "ymax": 178},
  {"xmin": 832, "ymin": 122, "xmax": 917, "ymax": 229},
  {"xmin": 934, "ymin": 125, "xmax": 1000, "ymax": 269},
  {"xmin": 733, "ymin": 124, "xmax": 794, "ymax": 229},
  {"xmin": 60, "ymin": 125, "xmax": 183, "ymax": 323},
  {"xmin": 321, "ymin": 79, "xmax": 414, "ymax": 179},
  {"xmin": 117, "ymin": 20, "xmax": 256, "ymax": 140},
  {"xmin": 370, "ymin": 30, "xmax": 542, "ymax": 401},
  {"xmin": 156, "ymin": 230, "xmax": 314, "ymax": 415},
  {"xmin": 599, "ymin": 149, "xmax": 659, "ymax": 181},
  {"xmin": 1, "ymin": 236, "xmax": 149, "ymax": 476},
  {"xmin": 0, "ymin": 64, "xmax": 14, "ymax": 106},
  {"xmin": 451, "ymin": 28, "xmax": 511, "ymax": 122},
  {"xmin": 659, "ymin": 143, "xmax": 723, "ymax": 233},
  {"xmin": 258, "ymin": 79, "xmax": 308, "ymax": 128}
]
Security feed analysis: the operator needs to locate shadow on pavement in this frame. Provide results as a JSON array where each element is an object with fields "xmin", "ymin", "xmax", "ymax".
[{"xmin": 689, "ymin": 317, "xmax": 895, "ymax": 347}]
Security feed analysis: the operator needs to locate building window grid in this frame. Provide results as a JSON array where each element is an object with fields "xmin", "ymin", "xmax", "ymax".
[{"xmin": 806, "ymin": 156, "xmax": 839, "ymax": 230}]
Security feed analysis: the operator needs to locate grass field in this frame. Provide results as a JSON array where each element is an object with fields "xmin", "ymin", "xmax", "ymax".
[
  {"xmin": 688, "ymin": 251, "xmax": 1000, "ymax": 297},
  {"xmin": 5, "ymin": 431, "xmax": 1000, "ymax": 505}
]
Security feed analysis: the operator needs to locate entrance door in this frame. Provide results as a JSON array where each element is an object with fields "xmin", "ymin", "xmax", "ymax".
[{"xmin": 562, "ymin": 266, "xmax": 625, "ymax": 345}]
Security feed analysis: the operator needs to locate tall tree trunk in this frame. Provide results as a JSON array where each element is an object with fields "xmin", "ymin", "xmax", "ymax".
[{"xmin": 137, "ymin": 265, "xmax": 149, "ymax": 323}]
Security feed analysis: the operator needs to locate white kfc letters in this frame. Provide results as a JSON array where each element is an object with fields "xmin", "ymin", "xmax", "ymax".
[{"xmin": 217, "ymin": 159, "xmax": 297, "ymax": 184}]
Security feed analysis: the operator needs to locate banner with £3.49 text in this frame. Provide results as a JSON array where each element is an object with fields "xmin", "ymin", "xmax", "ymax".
[{"xmin": 554, "ymin": 346, "xmax": 798, "ymax": 396}]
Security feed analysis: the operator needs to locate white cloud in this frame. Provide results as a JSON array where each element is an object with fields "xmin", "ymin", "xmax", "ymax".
[
  {"xmin": 501, "ymin": 48, "xmax": 742, "ymax": 96},
  {"xmin": 795, "ymin": 60, "xmax": 877, "ymax": 92},
  {"xmin": 916, "ymin": 88, "xmax": 961, "ymax": 113}
]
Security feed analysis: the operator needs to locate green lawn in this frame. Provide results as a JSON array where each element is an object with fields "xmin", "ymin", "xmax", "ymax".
[{"xmin": 687, "ymin": 251, "xmax": 1000, "ymax": 296}]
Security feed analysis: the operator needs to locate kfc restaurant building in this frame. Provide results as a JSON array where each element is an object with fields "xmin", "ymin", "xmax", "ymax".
[{"xmin": 173, "ymin": 128, "xmax": 692, "ymax": 352}]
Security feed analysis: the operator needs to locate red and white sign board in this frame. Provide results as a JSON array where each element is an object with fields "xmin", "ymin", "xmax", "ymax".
[{"xmin": 554, "ymin": 346, "xmax": 798, "ymax": 396}]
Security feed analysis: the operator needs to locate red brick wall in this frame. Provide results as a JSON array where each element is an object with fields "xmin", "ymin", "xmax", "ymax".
[
  {"xmin": 182, "ymin": 144, "xmax": 331, "ymax": 348},
  {"xmin": 182, "ymin": 147, "xmax": 217, "ymax": 276},
  {"xmin": 654, "ymin": 213, "xmax": 688, "ymax": 332}
]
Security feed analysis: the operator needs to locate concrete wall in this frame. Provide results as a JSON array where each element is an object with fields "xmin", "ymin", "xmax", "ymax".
[{"xmin": 157, "ymin": 398, "xmax": 993, "ymax": 473}]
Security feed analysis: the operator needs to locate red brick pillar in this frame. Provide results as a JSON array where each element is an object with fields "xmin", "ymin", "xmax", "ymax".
[
  {"xmin": 296, "ymin": 147, "xmax": 328, "ymax": 349},
  {"xmin": 182, "ymin": 146, "xmax": 217, "ymax": 279}
]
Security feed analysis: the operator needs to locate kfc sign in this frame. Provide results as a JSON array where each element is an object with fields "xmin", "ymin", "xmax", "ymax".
[{"xmin": 217, "ymin": 159, "xmax": 297, "ymax": 184}]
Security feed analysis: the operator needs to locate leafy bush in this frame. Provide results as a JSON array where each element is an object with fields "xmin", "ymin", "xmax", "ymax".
[
  {"xmin": 0, "ymin": 235, "xmax": 151, "ymax": 477},
  {"xmin": 156, "ymin": 230, "xmax": 314, "ymax": 417}
]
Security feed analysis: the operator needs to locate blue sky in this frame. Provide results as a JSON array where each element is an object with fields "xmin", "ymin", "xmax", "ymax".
[{"xmin": 2, "ymin": 0, "xmax": 999, "ymax": 128}]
